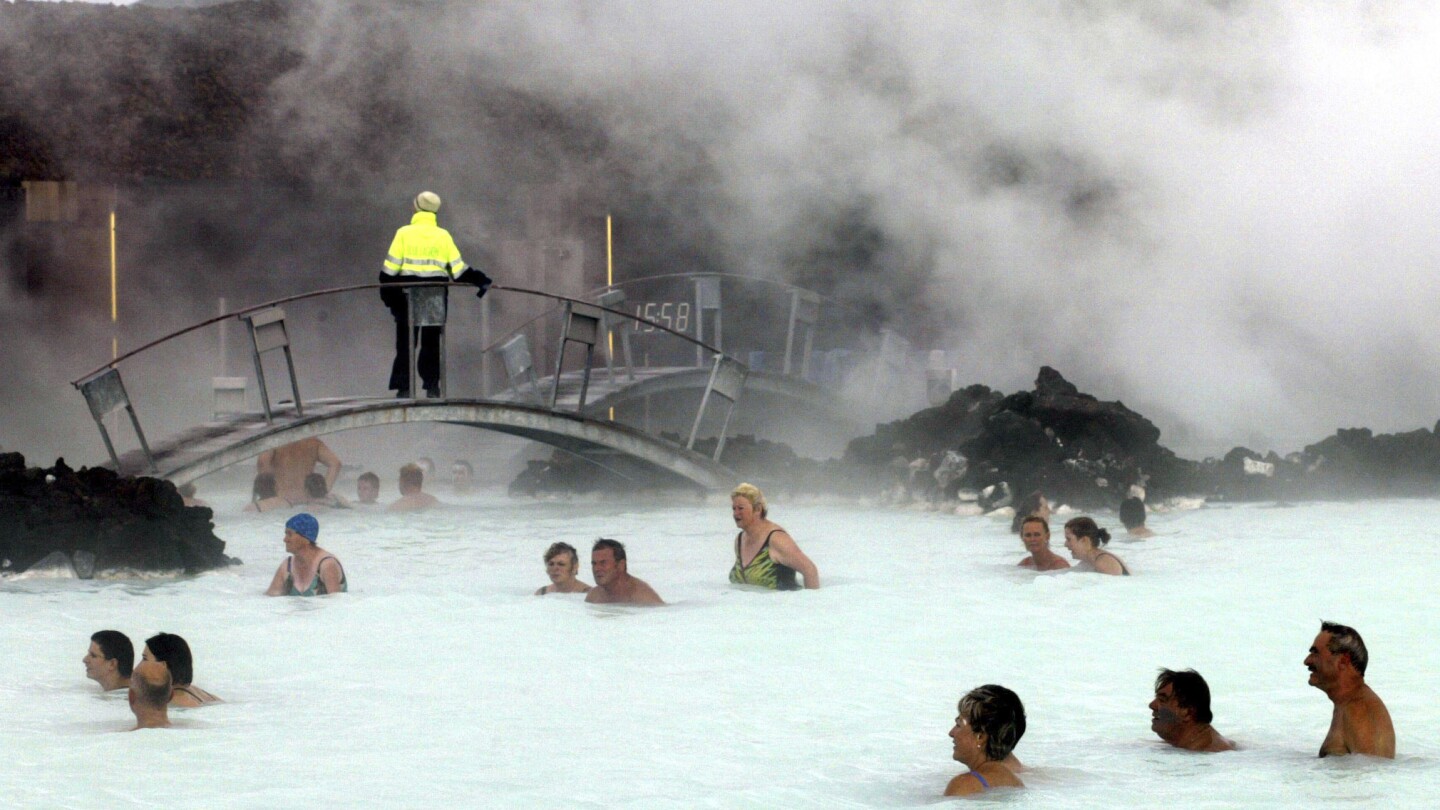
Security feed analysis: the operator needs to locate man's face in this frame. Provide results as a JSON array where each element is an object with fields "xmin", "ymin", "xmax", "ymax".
[
  {"xmin": 1149, "ymin": 682, "xmax": 1187, "ymax": 739},
  {"xmin": 83, "ymin": 641, "xmax": 114, "ymax": 684},
  {"xmin": 357, "ymin": 479, "xmax": 379, "ymax": 504},
  {"xmin": 546, "ymin": 552, "xmax": 577, "ymax": 584},
  {"xmin": 1306, "ymin": 631, "xmax": 1343, "ymax": 689},
  {"xmin": 1021, "ymin": 522, "xmax": 1049, "ymax": 554},
  {"xmin": 592, "ymin": 547, "xmax": 622, "ymax": 587},
  {"xmin": 452, "ymin": 465, "xmax": 472, "ymax": 494}
]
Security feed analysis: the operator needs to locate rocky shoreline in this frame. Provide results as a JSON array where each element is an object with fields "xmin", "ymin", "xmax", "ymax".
[
  {"xmin": 512, "ymin": 367, "xmax": 1440, "ymax": 508},
  {"xmin": 0, "ymin": 453, "xmax": 236, "ymax": 577}
]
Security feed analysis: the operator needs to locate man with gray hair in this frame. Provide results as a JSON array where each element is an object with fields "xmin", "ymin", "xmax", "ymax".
[
  {"xmin": 1305, "ymin": 621, "xmax": 1394, "ymax": 758},
  {"xmin": 379, "ymin": 191, "xmax": 492, "ymax": 398}
]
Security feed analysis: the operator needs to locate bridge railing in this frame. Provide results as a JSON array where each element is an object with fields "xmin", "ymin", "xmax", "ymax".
[
  {"xmin": 71, "ymin": 283, "xmax": 750, "ymax": 470},
  {"xmin": 581, "ymin": 272, "xmax": 886, "ymax": 387}
]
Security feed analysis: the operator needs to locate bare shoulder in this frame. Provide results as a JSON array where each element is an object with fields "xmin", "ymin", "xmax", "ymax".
[
  {"xmin": 585, "ymin": 587, "xmax": 608, "ymax": 604},
  {"xmin": 633, "ymin": 578, "xmax": 665, "ymax": 605},
  {"xmin": 1019, "ymin": 557, "xmax": 1035, "ymax": 568},
  {"xmin": 944, "ymin": 772, "xmax": 983, "ymax": 797},
  {"xmin": 535, "ymin": 585, "xmax": 548, "ymax": 596},
  {"xmin": 1094, "ymin": 554, "xmax": 1125, "ymax": 575}
]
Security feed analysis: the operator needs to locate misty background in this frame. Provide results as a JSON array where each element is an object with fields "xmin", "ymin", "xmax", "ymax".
[{"xmin": 3, "ymin": 0, "xmax": 1439, "ymax": 471}]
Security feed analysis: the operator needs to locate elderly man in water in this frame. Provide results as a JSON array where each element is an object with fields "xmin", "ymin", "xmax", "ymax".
[
  {"xmin": 127, "ymin": 660, "xmax": 172, "ymax": 730},
  {"xmin": 535, "ymin": 541, "xmax": 592, "ymax": 595},
  {"xmin": 1017, "ymin": 516, "xmax": 1069, "ymax": 571},
  {"xmin": 1306, "ymin": 621, "xmax": 1395, "ymax": 758},
  {"xmin": 1149, "ymin": 668, "xmax": 1235, "ymax": 752},
  {"xmin": 584, "ymin": 539, "xmax": 663, "ymax": 605}
]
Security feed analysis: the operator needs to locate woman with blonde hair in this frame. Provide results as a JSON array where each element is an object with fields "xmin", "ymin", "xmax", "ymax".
[{"xmin": 728, "ymin": 483, "xmax": 819, "ymax": 590}]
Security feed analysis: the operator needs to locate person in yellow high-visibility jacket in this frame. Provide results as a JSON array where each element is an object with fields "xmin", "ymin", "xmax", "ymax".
[{"xmin": 380, "ymin": 191, "xmax": 491, "ymax": 397}]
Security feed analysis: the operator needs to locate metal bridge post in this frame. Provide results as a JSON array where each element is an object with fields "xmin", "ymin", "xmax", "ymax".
[
  {"xmin": 242, "ymin": 307, "xmax": 303, "ymax": 424},
  {"xmin": 783, "ymin": 288, "xmax": 821, "ymax": 379},
  {"xmin": 75, "ymin": 368, "xmax": 156, "ymax": 473},
  {"xmin": 405, "ymin": 286, "xmax": 449, "ymax": 399},
  {"xmin": 549, "ymin": 301, "xmax": 602, "ymax": 412},
  {"xmin": 693, "ymin": 275, "xmax": 722, "ymax": 367},
  {"xmin": 596, "ymin": 288, "xmax": 635, "ymax": 384},
  {"xmin": 687, "ymin": 353, "xmax": 748, "ymax": 462}
]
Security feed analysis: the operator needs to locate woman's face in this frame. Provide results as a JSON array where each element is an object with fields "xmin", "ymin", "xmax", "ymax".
[
  {"xmin": 546, "ymin": 552, "xmax": 577, "ymax": 584},
  {"xmin": 283, "ymin": 528, "xmax": 308, "ymax": 553},
  {"xmin": 948, "ymin": 714, "xmax": 986, "ymax": 769},
  {"xmin": 1064, "ymin": 528, "xmax": 1088, "ymax": 559},
  {"xmin": 731, "ymin": 496, "xmax": 759, "ymax": 528}
]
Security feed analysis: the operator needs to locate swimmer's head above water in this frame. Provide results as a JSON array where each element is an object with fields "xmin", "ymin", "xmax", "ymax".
[
  {"xmin": 285, "ymin": 513, "xmax": 320, "ymax": 544},
  {"xmin": 731, "ymin": 482, "xmax": 767, "ymax": 521}
]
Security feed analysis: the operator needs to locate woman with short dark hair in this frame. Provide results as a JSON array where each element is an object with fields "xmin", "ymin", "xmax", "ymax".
[{"xmin": 945, "ymin": 685, "xmax": 1026, "ymax": 796}]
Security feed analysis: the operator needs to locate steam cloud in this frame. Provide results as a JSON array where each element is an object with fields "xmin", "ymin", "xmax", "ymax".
[{"xmin": 4, "ymin": 0, "xmax": 1440, "ymax": 462}]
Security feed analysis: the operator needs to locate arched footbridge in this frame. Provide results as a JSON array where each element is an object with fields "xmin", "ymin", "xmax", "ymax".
[{"xmin": 70, "ymin": 281, "xmax": 882, "ymax": 491}]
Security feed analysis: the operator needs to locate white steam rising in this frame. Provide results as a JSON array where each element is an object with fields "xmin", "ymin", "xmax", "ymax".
[{"xmin": 6, "ymin": 0, "xmax": 1440, "ymax": 464}]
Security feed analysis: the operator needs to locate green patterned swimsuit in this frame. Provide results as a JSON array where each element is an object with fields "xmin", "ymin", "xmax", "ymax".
[
  {"xmin": 729, "ymin": 530, "xmax": 799, "ymax": 591},
  {"xmin": 285, "ymin": 556, "xmax": 348, "ymax": 596}
]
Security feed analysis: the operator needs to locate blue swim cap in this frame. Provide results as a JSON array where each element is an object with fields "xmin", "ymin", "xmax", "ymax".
[{"xmin": 285, "ymin": 513, "xmax": 319, "ymax": 543}]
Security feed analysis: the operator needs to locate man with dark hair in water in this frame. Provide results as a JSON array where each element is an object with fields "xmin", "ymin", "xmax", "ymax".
[
  {"xmin": 128, "ymin": 661, "xmax": 172, "ymax": 730},
  {"xmin": 1120, "ymin": 496, "xmax": 1155, "ymax": 538},
  {"xmin": 585, "ymin": 539, "xmax": 663, "ymax": 605},
  {"xmin": 388, "ymin": 462, "xmax": 440, "ymax": 512},
  {"xmin": 356, "ymin": 471, "xmax": 380, "ymax": 505},
  {"xmin": 1306, "ymin": 621, "xmax": 1394, "ymax": 758},
  {"xmin": 84, "ymin": 630, "xmax": 133, "ymax": 692},
  {"xmin": 1150, "ymin": 669, "xmax": 1235, "ymax": 752}
]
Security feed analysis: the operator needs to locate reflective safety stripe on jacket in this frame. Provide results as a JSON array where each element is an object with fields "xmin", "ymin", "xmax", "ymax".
[{"xmin": 382, "ymin": 211, "xmax": 468, "ymax": 279}]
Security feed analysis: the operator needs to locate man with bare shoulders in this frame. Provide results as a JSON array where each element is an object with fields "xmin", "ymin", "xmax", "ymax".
[
  {"xmin": 1306, "ymin": 621, "xmax": 1395, "ymax": 758},
  {"xmin": 1150, "ymin": 668, "xmax": 1235, "ymax": 752},
  {"xmin": 257, "ymin": 438, "xmax": 341, "ymax": 504},
  {"xmin": 585, "ymin": 539, "xmax": 663, "ymax": 605},
  {"xmin": 1017, "ymin": 516, "xmax": 1070, "ymax": 571},
  {"xmin": 536, "ymin": 542, "xmax": 591, "ymax": 595},
  {"xmin": 128, "ymin": 661, "xmax": 172, "ymax": 730},
  {"xmin": 388, "ymin": 462, "xmax": 440, "ymax": 512}
]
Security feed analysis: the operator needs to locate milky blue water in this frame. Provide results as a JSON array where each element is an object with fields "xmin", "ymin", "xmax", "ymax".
[{"xmin": 2, "ymin": 492, "xmax": 1434, "ymax": 808}]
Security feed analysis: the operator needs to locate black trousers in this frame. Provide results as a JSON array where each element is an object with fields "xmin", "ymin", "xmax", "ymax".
[{"xmin": 388, "ymin": 311, "xmax": 441, "ymax": 392}]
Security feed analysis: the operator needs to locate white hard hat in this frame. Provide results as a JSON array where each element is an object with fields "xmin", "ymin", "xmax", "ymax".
[{"xmin": 414, "ymin": 191, "xmax": 441, "ymax": 212}]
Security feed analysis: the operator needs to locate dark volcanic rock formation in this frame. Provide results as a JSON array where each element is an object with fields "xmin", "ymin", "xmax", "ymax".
[
  {"xmin": 0, "ymin": 453, "xmax": 234, "ymax": 576},
  {"xmin": 847, "ymin": 367, "xmax": 1204, "ymax": 508}
]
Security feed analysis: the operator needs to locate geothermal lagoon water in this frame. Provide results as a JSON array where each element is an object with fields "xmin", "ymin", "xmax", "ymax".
[{"xmin": 3, "ymin": 492, "xmax": 1436, "ymax": 807}]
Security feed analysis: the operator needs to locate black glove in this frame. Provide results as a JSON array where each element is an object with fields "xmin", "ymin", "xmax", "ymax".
[
  {"xmin": 378, "ymin": 272, "xmax": 406, "ymax": 314},
  {"xmin": 455, "ymin": 268, "xmax": 494, "ymax": 300}
]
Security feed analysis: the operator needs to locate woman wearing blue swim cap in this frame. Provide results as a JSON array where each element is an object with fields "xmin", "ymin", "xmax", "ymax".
[{"xmin": 264, "ymin": 513, "xmax": 348, "ymax": 596}]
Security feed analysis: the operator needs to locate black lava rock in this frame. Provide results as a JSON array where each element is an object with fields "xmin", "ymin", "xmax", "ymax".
[{"xmin": 0, "ymin": 454, "xmax": 234, "ymax": 576}]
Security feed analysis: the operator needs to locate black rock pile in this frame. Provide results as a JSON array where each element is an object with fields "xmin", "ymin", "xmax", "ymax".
[{"xmin": 0, "ymin": 453, "xmax": 234, "ymax": 577}]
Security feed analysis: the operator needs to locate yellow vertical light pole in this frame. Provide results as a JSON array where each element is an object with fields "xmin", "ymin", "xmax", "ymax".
[
  {"xmin": 109, "ymin": 188, "xmax": 118, "ymax": 359},
  {"xmin": 606, "ymin": 214, "xmax": 615, "ymax": 421}
]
